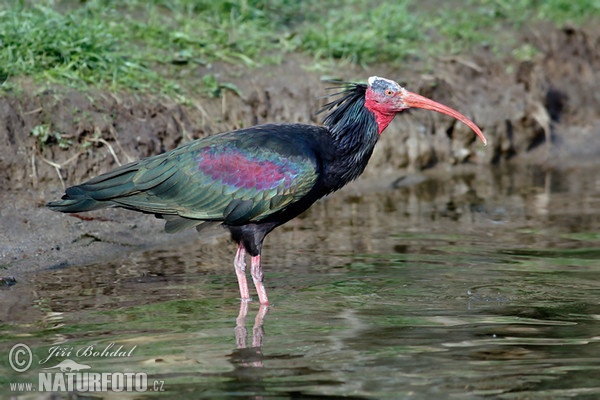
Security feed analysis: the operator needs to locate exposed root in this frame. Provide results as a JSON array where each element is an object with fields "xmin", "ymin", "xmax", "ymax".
[
  {"xmin": 86, "ymin": 136, "xmax": 121, "ymax": 166},
  {"xmin": 35, "ymin": 151, "xmax": 85, "ymax": 190}
]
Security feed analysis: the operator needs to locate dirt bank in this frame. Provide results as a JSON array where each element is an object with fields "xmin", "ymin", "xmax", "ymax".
[{"xmin": 1, "ymin": 24, "xmax": 599, "ymax": 277}]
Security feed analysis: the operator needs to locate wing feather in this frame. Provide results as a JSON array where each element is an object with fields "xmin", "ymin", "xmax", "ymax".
[{"xmin": 91, "ymin": 126, "xmax": 321, "ymax": 224}]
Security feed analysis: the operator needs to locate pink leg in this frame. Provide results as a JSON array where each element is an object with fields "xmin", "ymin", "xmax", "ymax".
[
  {"xmin": 250, "ymin": 255, "xmax": 269, "ymax": 305},
  {"xmin": 234, "ymin": 244, "xmax": 250, "ymax": 301}
]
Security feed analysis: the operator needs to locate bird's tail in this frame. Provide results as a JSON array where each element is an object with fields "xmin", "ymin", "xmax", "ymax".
[
  {"xmin": 47, "ymin": 189, "xmax": 109, "ymax": 213},
  {"xmin": 47, "ymin": 162, "xmax": 140, "ymax": 213}
]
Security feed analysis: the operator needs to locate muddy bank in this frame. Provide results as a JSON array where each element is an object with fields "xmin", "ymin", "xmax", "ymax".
[
  {"xmin": 1, "ymin": 24, "xmax": 599, "ymax": 276},
  {"xmin": 2, "ymin": 26, "xmax": 600, "ymax": 192}
]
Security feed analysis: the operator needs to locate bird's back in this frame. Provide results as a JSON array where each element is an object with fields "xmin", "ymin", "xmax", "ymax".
[{"xmin": 48, "ymin": 124, "xmax": 334, "ymax": 232}]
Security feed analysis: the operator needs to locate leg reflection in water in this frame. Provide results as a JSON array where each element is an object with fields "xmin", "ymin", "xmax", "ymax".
[{"xmin": 231, "ymin": 302, "xmax": 268, "ymax": 368}]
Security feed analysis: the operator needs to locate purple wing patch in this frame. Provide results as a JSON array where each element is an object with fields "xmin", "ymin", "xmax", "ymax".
[{"xmin": 198, "ymin": 148, "xmax": 302, "ymax": 191}]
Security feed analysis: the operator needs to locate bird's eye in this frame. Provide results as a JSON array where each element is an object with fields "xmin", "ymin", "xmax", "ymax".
[{"xmin": 385, "ymin": 89, "xmax": 394, "ymax": 96}]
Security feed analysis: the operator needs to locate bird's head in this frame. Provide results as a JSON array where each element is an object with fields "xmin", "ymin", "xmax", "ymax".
[{"xmin": 365, "ymin": 76, "xmax": 487, "ymax": 145}]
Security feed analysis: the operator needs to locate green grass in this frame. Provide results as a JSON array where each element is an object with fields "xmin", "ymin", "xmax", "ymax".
[
  {"xmin": 0, "ymin": 0, "xmax": 598, "ymax": 98},
  {"xmin": 296, "ymin": 1, "xmax": 422, "ymax": 64},
  {"xmin": 424, "ymin": 0, "xmax": 600, "ymax": 56}
]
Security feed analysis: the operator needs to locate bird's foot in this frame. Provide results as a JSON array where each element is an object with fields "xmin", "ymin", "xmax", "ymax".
[
  {"xmin": 234, "ymin": 244, "xmax": 250, "ymax": 300},
  {"xmin": 250, "ymin": 255, "xmax": 269, "ymax": 305}
]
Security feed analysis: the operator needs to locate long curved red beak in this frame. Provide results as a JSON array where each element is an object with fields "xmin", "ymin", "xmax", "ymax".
[{"xmin": 404, "ymin": 91, "xmax": 487, "ymax": 146}]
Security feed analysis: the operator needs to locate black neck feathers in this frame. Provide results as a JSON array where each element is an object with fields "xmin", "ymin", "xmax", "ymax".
[{"xmin": 318, "ymin": 83, "xmax": 380, "ymax": 189}]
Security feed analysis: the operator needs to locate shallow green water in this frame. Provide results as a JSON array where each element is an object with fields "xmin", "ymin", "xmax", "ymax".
[{"xmin": 2, "ymin": 165, "xmax": 600, "ymax": 399}]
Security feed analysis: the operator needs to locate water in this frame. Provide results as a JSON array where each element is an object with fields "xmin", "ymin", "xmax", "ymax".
[{"xmin": 2, "ymin": 164, "xmax": 600, "ymax": 399}]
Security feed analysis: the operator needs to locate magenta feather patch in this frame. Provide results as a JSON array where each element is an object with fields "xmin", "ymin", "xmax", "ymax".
[{"xmin": 198, "ymin": 148, "xmax": 300, "ymax": 190}]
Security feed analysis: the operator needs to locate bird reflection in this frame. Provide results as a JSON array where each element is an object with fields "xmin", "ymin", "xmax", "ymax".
[{"xmin": 230, "ymin": 302, "xmax": 268, "ymax": 368}]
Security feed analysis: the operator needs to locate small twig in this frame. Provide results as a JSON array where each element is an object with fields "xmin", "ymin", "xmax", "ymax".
[
  {"xmin": 31, "ymin": 153, "xmax": 38, "ymax": 188},
  {"xmin": 192, "ymin": 99, "xmax": 211, "ymax": 128},
  {"xmin": 87, "ymin": 137, "xmax": 121, "ymax": 166},
  {"xmin": 38, "ymin": 154, "xmax": 66, "ymax": 189},
  {"xmin": 23, "ymin": 107, "xmax": 43, "ymax": 116},
  {"xmin": 106, "ymin": 125, "xmax": 132, "ymax": 163},
  {"xmin": 105, "ymin": 91, "xmax": 123, "ymax": 105},
  {"xmin": 37, "ymin": 151, "xmax": 85, "ymax": 190},
  {"xmin": 172, "ymin": 109, "xmax": 193, "ymax": 142},
  {"xmin": 438, "ymin": 56, "xmax": 484, "ymax": 73},
  {"xmin": 60, "ymin": 151, "xmax": 85, "ymax": 167}
]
